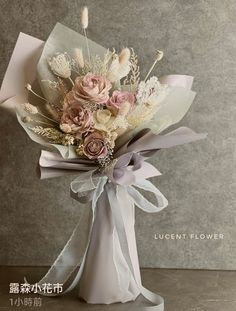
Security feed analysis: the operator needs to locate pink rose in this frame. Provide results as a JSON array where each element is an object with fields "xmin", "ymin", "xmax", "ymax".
[
  {"xmin": 73, "ymin": 73, "xmax": 112, "ymax": 104},
  {"xmin": 106, "ymin": 90, "xmax": 135, "ymax": 115},
  {"xmin": 63, "ymin": 91, "xmax": 80, "ymax": 108},
  {"xmin": 60, "ymin": 103, "xmax": 92, "ymax": 138},
  {"xmin": 83, "ymin": 131, "xmax": 108, "ymax": 159}
]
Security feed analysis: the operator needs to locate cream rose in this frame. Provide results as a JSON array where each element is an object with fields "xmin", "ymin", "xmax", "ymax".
[
  {"xmin": 93, "ymin": 109, "xmax": 115, "ymax": 132},
  {"xmin": 92, "ymin": 109, "xmax": 129, "ymax": 145}
]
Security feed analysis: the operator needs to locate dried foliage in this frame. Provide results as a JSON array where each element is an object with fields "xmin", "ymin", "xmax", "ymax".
[
  {"xmin": 123, "ymin": 48, "xmax": 140, "ymax": 89},
  {"xmin": 71, "ymin": 49, "xmax": 114, "ymax": 77},
  {"xmin": 30, "ymin": 126, "xmax": 74, "ymax": 145}
]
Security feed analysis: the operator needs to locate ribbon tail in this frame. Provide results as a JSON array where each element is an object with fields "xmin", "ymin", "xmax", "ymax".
[
  {"xmin": 24, "ymin": 206, "xmax": 91, "ymax": 296},
  {"xmin": 107, "ymin": 184, "xmax": 164, "ymax": 310},
  {"xmin": 63, "ymin": 176, "xmax": 108, "ymax": 294},
  {"xmin": 141, "ymin": 286, "xmax": 164, "ymax": 311},
  {"xmin": 25, "ymin": 174, "xmax": 107, "ymax": 297}
]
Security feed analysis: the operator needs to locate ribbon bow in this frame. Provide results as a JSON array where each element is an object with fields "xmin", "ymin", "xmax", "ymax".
[{"xmin": 71, "ymin": 151, "xmax": 168, "ymax": 212}]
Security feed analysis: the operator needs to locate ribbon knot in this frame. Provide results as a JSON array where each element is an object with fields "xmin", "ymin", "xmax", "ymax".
[
  {"xmin": 104, "ymin": 151, "xmax": 162, "ymax": 186},
  {"xmin": 70, "ymin": 151, "xmax": 168, "ymax": 213}
]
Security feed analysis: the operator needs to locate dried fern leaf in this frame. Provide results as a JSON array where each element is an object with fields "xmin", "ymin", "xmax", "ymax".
[{"xmin": 123, "ymin": 48, "xmax": 140, "ymax": 89}]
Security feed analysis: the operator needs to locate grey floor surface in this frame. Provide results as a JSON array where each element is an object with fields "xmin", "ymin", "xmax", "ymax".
[{"xmin": 0, "ymin": 267, "xmax": 236, "ymax": 311}]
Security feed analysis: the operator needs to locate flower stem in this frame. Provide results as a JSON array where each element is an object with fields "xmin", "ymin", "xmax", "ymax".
[
  {"xmin": 68, "ymin": 77, "xmax": 75, "ymax": 86},
  {"xmin": 144, "ymin": 59, "xmax": 158, "ymax": 82},
  {"xmin": 35, "ymin": 120, "xmax": 55, "ymax": 126},
  {"xmin": 83, "ymin": 28, "xmax": 91, "ymax": 64},
  {"xmin": 37, "ymin": 111, "xmax": 59, "ymax": 124},
  {"xmin": 29, "ymin": 89, "xmax": 48, "ymax": 102}
]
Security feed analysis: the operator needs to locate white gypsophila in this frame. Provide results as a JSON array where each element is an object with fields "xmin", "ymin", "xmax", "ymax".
[
  {"xmin": 110, "ymin": 115, "xmax": 128, "ymax": 130},
  {"xmin": 48, "ymin": 53, "xmax": 71, "ymax": 78},
  {"xmin": 62, "ymin": 134, "xmax": 75, "ymax": 146},
  {"xmin": 41, "ymin": 79, "xmax": 60, "ymax": 90},
  {"xmin": 136, "ymin": 76, "xmax": 167, "ymax": 105}
]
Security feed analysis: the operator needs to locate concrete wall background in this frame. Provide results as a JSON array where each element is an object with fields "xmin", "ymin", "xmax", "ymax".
[{"xmin": 0, "ymin": 0, "xmax": 235, "ymax": 269}]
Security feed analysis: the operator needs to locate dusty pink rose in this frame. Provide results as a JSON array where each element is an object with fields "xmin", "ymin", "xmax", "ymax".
[
  {"xmin": 73, "ymin": 73, "xmax": 112, "ymax": 104},
  {"xmin": 106, "ymin": 90, "xmax": 135, "ymax": 115},
  {"xmin": 63, "ymin": 90, "xmax": 81, "ymax": 108},
  {"xmin": 83, "ymin": 131, "xmax": 108, "ymax": 159},
  {"xmin": 60, "ymin": 103, "xmax": 92, "ymax": 138}
]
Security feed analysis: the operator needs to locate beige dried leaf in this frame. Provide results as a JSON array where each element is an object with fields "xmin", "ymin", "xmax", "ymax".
[
  {"xmin": 74, "ymin": 48, "xmax": 84, "ymax": 68},
  {"xmin": 123, "ymin": 48, "xmax": 140, "ymax": 88},
  {"xmin": 119, "ymin": 48, "xmax": 131, "ymax": 64},
  {"xmin": 107, "ymin": 53, "xmax": 130, "ymax": 83},
  {"xmin": 30, "ymin": 126, "xmax": 64, "ymax": 143}
]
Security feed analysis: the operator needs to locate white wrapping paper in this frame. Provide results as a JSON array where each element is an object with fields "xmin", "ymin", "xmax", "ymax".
[{"xmin": 79, "ymin": 186, "xmax": 141, "ymax": 303}]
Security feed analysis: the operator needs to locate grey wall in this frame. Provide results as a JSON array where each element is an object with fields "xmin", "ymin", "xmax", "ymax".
[{"xmin": 0, "ymin": 0, "xmax": 235, "ymax": 269}]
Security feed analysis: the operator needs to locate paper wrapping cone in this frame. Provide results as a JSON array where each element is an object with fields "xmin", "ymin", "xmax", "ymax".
[{"xmin": 79, "ymin": 185, "xmax": 141, "ymax": 303}]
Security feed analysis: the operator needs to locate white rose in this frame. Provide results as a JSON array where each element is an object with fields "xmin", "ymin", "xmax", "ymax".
[{"xmin": 93, "ymin": 109, "xmax": 115, "ymax": 132}]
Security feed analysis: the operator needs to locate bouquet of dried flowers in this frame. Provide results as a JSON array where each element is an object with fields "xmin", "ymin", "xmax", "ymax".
[
  {"xmin": 0, "ymin": 6, "xmax": 206, "ymax": 311},
  {"xmin": 21, "ymin": 18, "xmax": 167, "ymax": 169}
]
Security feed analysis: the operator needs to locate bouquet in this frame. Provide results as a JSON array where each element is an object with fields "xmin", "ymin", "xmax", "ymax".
[{"xmin": 0, "ymin": 7, "xmax": 206, "ymax": 311}]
